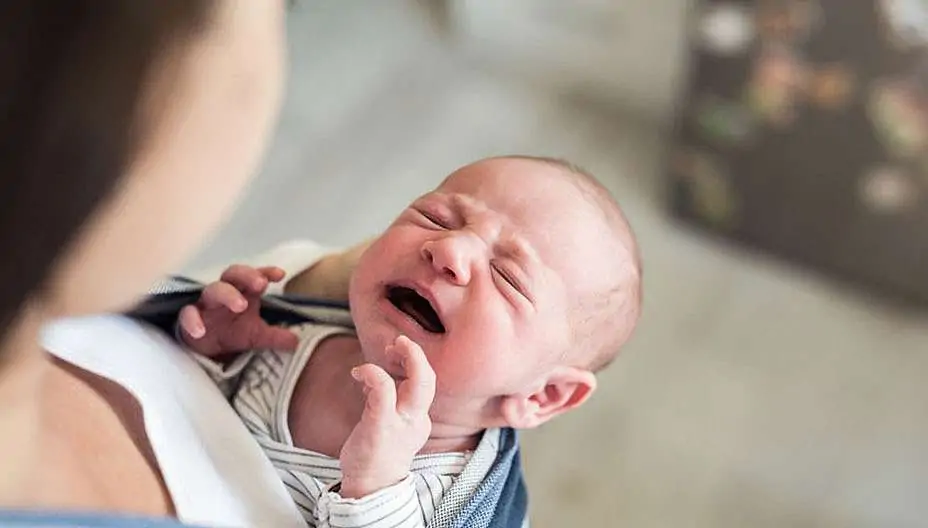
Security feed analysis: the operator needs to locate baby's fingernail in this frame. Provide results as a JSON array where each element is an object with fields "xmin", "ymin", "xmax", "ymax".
[
  {"xmin": 350, "ymin": 367, "xmax": 361, "ymax": 380},
  {"xmin": 191, "ymin": 326, "xmax": 205, "ymax": 339}
]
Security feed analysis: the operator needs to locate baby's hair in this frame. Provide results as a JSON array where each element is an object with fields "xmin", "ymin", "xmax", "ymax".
[{"xmin": 496, "ymin": 155, "xmax": 643, "ymax": 372}]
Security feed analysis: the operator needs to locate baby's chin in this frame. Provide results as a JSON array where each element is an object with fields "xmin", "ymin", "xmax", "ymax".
[
  {"xmin": 364, "ymin": 348, "xmax": 406, "ymax": 380},
  {"xmin": 352, "ymin": 325, "xmax": 398, "ymax": 370},
  {"xmin": 357, "ymin": 328, "xmax": 440, "ymax": 382}
]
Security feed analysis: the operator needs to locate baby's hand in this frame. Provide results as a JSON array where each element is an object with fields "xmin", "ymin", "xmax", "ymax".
[
  {"xmin": 339, "ymin": 336, "xmax": 436, "ymax": 498},
  {"xmin": 179, "ymin": 265, "xmax": 299, "ymax": 357}
]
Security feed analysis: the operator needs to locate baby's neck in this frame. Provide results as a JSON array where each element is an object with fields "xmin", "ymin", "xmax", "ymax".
[
  {"xmin": 421, "ymin": 426, "xmax": 482, "ymax": 453},
  {"xmin": 293, "ymin": 334, "xmax": 484, "ymax": 455}
]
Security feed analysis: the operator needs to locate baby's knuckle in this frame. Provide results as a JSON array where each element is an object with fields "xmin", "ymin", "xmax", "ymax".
[
  {"xmin": 399, "ymin": 413, "xmax": 424, "ymax": 430},
  {"xmin": 406, "ymin": 413, "xmax": 427, "ymax": 428}
]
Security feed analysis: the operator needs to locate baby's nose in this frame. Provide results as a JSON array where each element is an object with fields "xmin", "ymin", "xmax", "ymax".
[{"xmin": 421, "ymin": 238, "xmax": 471, "ymax": 285}]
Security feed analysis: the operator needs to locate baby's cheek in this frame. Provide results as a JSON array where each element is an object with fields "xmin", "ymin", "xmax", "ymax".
[
  {"xmin": 433, "ymin": 363, "xmax": 468, "ymax": 391},
  {"xmin": 430, "ymin": 351, "xmax": 499, "ymax": 396}
]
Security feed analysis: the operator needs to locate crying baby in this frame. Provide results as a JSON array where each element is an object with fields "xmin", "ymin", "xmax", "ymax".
[{"xmin": 177, "ymin": 155, "xmax": 642, "ymax": 528}]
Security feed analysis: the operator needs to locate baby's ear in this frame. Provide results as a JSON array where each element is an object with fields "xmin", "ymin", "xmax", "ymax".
[{"xmin": 500, "ymin": 367, "xmax": 597, "ymax": 429}]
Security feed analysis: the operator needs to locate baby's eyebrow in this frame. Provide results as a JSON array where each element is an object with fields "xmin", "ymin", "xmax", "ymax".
[
  {"xmin": 448, "ymin": 193, "xmax": 476, "ymax": 214},
  {"xmin": 418, "ymin": 192, "xmax": 467, "ymax": 214}
]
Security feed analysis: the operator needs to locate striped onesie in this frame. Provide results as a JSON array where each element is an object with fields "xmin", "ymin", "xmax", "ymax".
[{"xmin": 195, "ymin": 321, "xmax": 501, "ymax": 528}]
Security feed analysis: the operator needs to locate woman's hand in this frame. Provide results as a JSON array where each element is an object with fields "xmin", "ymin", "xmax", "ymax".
[{"xmin": 179, "ymin": 265, "xmax": 299, "ymax": 356}]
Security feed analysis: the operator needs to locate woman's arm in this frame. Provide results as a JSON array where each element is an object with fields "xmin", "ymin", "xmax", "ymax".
[
  {"xmin": 185, "ymin": 238, "xmax": 372, "ymax": 300},
  {"xmin": 282, "ymin": 238, "xmax": 372, "ymax": 300}
]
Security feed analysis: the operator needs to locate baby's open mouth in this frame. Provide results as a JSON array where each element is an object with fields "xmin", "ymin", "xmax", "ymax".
[{"xmin": 386, "ymin": 285, "xmax": 446, "ymax": 334}]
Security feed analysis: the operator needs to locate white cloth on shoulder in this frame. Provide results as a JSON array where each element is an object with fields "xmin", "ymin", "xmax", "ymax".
[
  {"xmin": 37, "ymin": 241, "xmax": 338, "ymax": 527},
  {"xmin": 41, "ymin": 317, "xmax": 307, "ymax": 527}
]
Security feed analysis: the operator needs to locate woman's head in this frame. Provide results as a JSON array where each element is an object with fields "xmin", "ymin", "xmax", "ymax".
[{"xmin": 0, "ymin": 0, "xmax": 287, "ymax": 339}]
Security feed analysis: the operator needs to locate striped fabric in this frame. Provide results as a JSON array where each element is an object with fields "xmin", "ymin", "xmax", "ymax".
[{"xmin": 197, "ymin": 322, "xmax": 501, "ymax": 528}]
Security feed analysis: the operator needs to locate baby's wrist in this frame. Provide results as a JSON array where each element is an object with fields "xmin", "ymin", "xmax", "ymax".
[{"xmin": 338, "ymin": 472, "xmax": 404, "ymax": 499}]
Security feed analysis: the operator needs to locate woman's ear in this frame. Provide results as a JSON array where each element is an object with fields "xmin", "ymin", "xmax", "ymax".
[{"xmin": 500, "ymin": 367, "xmax": 597, "ymax": 429}]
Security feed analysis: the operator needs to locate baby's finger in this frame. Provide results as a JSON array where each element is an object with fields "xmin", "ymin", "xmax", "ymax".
[
  {"xmin": 179, "ymin": 305, "xmax": 206, "ymax": 340},
  {"xmin": 220, "ymin": 264, "xmax": 269, "ymax": 295},
  {"xmin": 253, "ymin": 326, "xmax": 300, "ymax": 352},
  {"xmin": 256, "ymin": 266, "xmax": 287, "ymax": 284},
  {"xmin": 351, "ymin": 364, "xmax": 397, "ymax": 418},
  {"xmin": 200, "ymin": 281, "xmax": 248, "ymax": 313},
  {"xmin": 394, "ymin": 336, "xmax": 436, "ymax": 416}
]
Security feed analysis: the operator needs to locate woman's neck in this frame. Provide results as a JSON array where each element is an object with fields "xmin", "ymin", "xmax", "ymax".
[{"xmin": 0, "ymin": 304, "xmax": 49, "ymax": 505}]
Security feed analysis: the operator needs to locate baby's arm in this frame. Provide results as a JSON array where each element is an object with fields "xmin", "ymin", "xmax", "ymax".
[
  {"xmin": 314, "ymin": 476, "xmax": 426, "ymax": 528},
  {"xmin": 314, "ymin": 336, "xmax": 435, "ymax": 528}
]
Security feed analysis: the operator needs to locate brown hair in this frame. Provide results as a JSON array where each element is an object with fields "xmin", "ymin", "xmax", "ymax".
[{"xmin": 0, "ymin": 1, "xmax": 216, "ymax": 340}]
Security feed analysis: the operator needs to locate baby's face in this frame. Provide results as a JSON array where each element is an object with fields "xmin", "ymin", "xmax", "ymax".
[{"xmin": 349, "ymin": 158, "xmax": 617, "ymax": 425}]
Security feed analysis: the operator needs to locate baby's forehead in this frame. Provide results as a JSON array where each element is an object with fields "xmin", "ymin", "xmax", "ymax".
[
  {"xmin": 436, "ymin": 167, "xmax": 621, "ymax": 286},
  {"xmin": 437, "ymin": 160, "xmax": 593, "ymax": 221}
]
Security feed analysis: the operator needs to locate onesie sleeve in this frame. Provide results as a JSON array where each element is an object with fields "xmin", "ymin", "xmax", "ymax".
[{"xmin": 315, "ymin": 475, "xmax": 426, "ymax": 528}]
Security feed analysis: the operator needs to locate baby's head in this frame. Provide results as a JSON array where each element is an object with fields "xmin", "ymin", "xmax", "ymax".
[{"xmin": 349, "ymin": 156, "xmax": 642, "ymax": 430}]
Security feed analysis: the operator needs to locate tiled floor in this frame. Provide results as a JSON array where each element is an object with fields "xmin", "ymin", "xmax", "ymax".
[{"xmin": 191, "ymin": 3, "xmax": 928, "ymax": 527}]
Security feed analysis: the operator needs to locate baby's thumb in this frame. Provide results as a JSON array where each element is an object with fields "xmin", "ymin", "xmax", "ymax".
[{"xmin": 179, "ymin": 305, "xmax": 207, "ymax": 341}]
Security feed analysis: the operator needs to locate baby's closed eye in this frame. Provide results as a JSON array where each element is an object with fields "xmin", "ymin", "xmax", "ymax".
[{"xmin": 491, "ymin": 261, "xmax": 531, "ymax": 302}]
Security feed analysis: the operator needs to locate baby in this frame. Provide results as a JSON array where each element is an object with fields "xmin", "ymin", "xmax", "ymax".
[{"xmin": 177, "ymin": 156, "xmax": 642, "ymax": 528}]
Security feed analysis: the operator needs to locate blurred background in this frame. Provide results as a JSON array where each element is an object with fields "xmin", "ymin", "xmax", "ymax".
[{"xmin": 189, "ymin": 1, "xmax": 928, "ymax": 526}]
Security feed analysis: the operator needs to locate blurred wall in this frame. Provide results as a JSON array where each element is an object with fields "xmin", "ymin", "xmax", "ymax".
[{"xmin": 448, "ymin": 0, "xmax": 693, "ymax": 124}]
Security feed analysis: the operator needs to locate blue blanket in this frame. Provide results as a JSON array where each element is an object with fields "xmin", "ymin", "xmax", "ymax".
[{"xmin": 127, "ymin": 278, "xmax": 529, "ymax": 528}]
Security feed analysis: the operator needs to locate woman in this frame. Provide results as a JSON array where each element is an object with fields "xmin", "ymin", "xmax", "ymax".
[{"xmin": 0, "ymin": 0, "xmax": 326, "ymax": 525}]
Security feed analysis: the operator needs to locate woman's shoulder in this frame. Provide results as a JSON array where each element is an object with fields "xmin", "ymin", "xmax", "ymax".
[
  {"xmin": 41, "ymin": 315, "xmax": 305, "ymax": 528},
  {"xmin": 42, "ymin": 315, "xmax": 194, "ymax": 391},
  {"xmin": 44, "ymin": 314, "xmax": 170, "ymax": 356}
]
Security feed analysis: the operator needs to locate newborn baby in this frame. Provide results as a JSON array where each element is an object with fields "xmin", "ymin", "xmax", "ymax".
[{"xmin": 178, "ymin": 156, "xmax": 642, "ymax": 528}]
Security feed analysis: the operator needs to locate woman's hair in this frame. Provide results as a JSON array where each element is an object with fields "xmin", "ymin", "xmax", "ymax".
[{"xmin": 0, "ymin": 1, "xmax": 215, "ymax": 338}]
